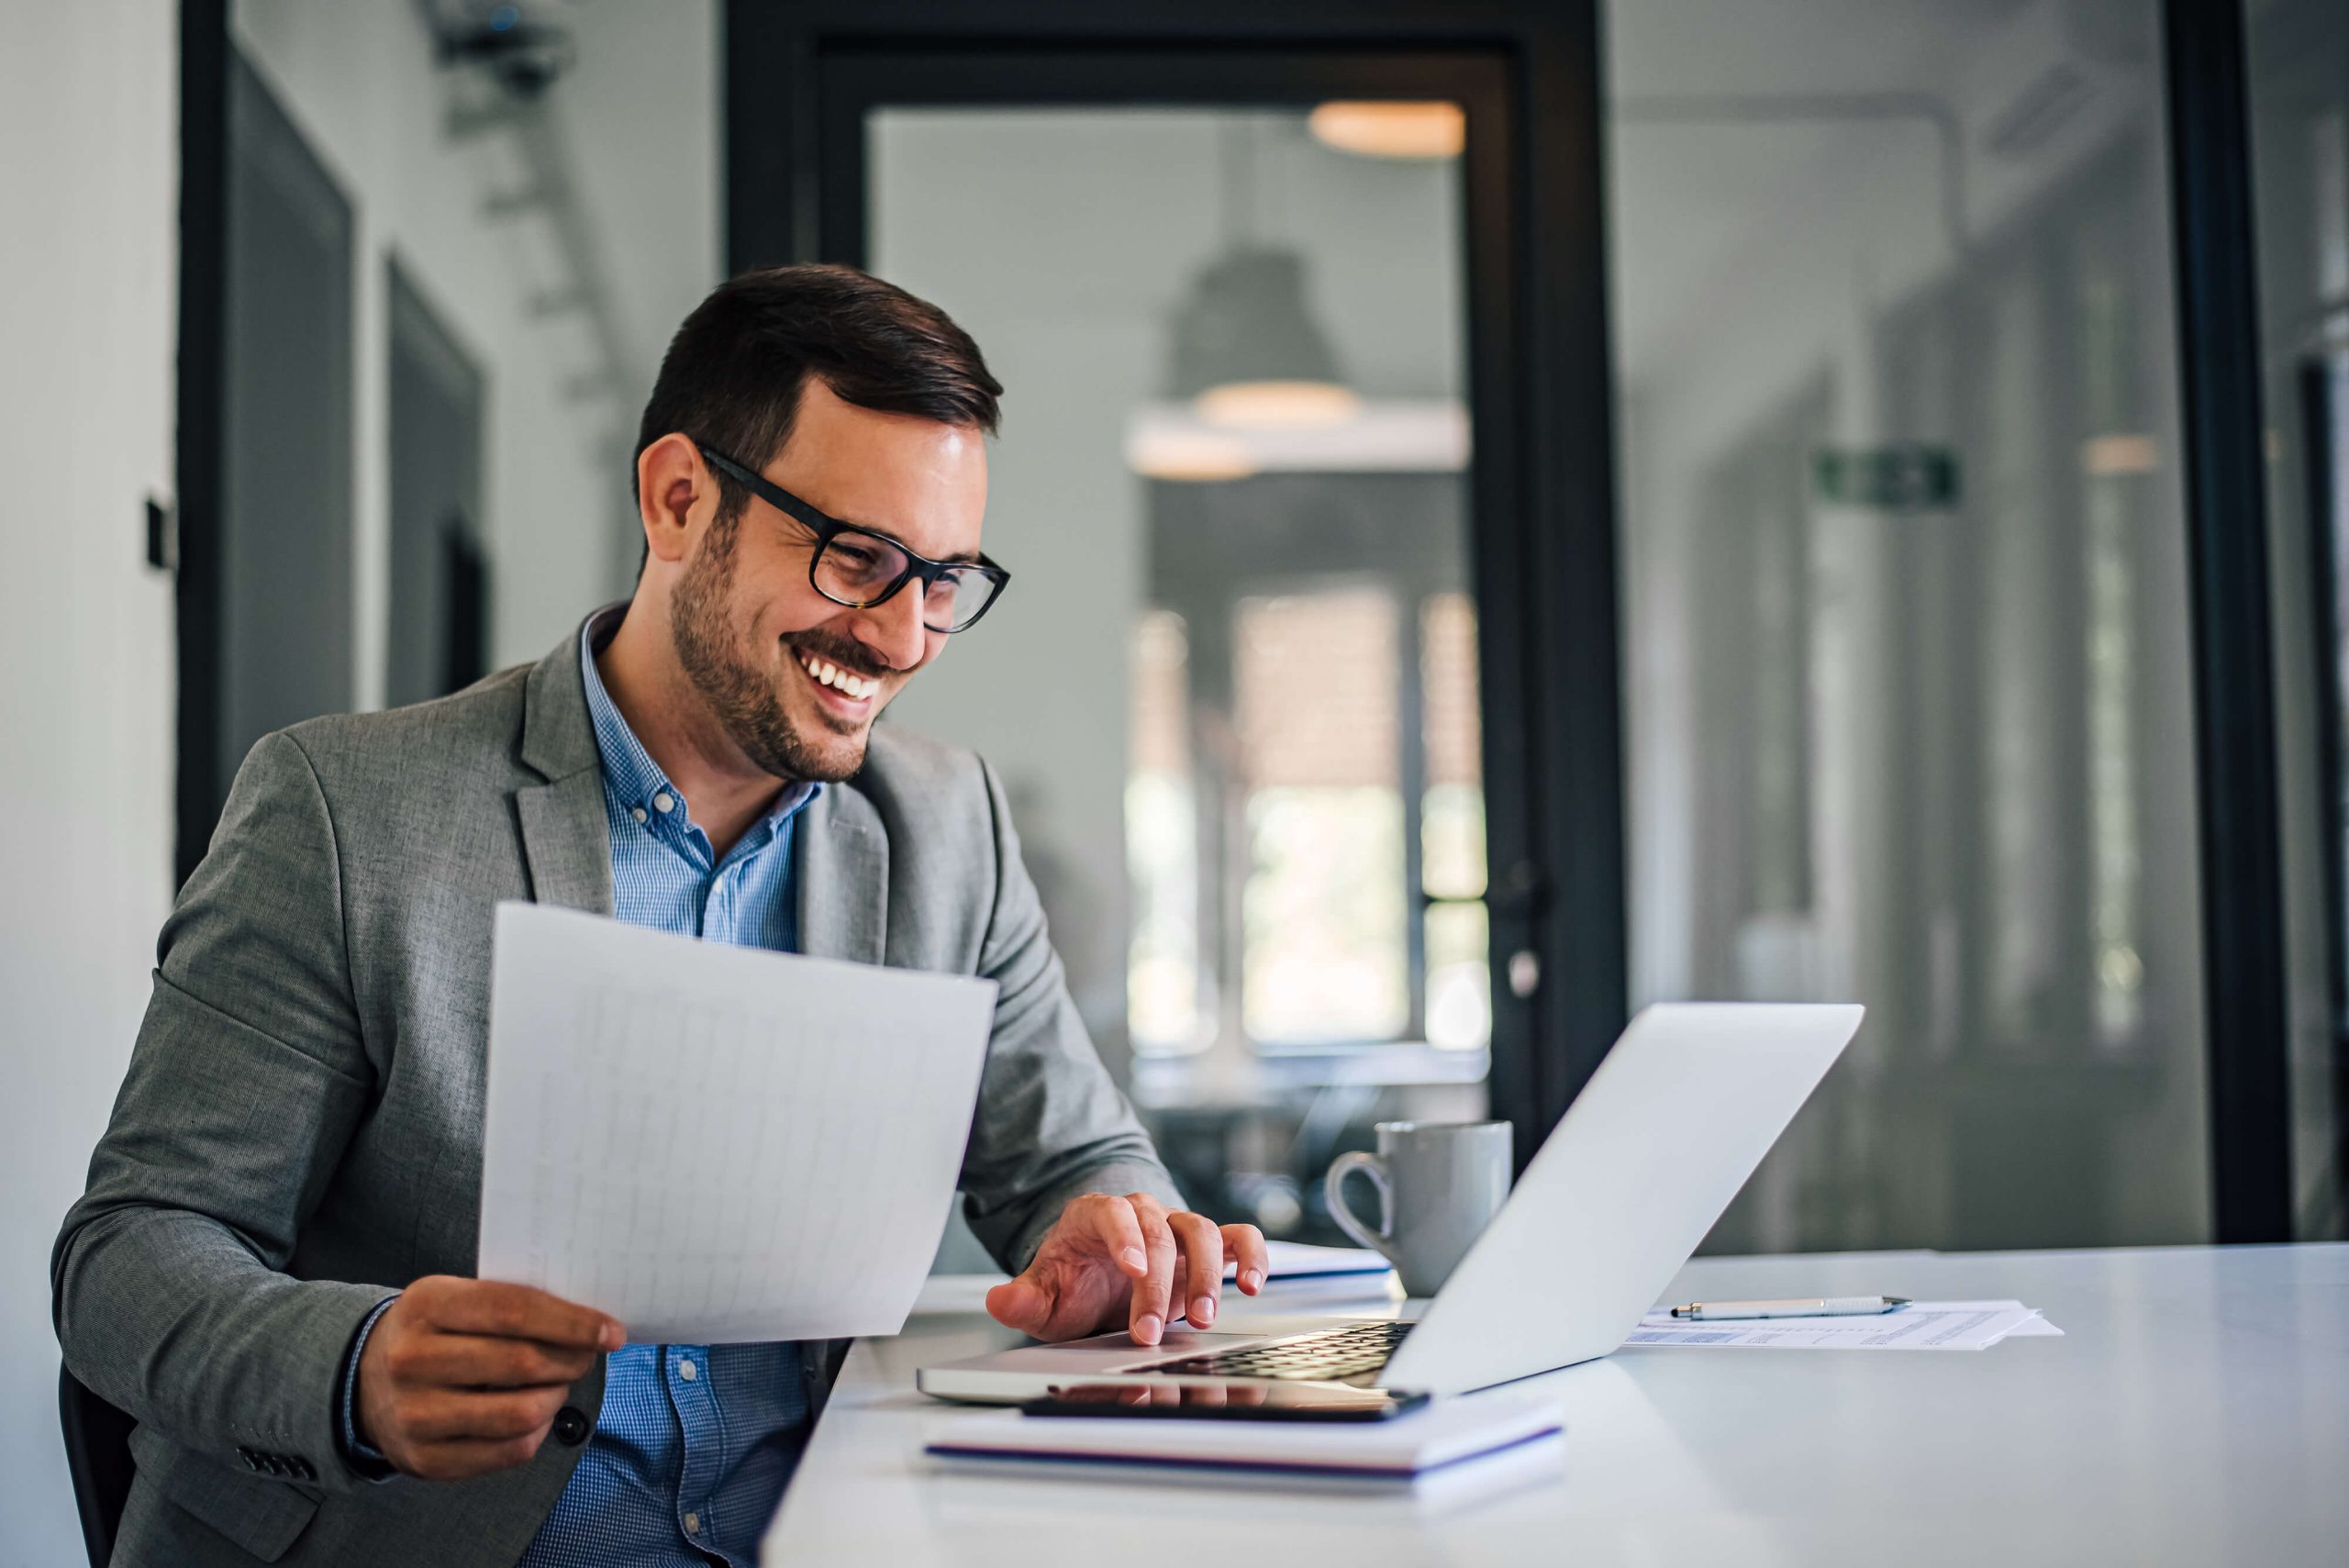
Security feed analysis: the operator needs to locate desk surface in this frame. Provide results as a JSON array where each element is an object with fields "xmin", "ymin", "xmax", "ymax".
[{"xmin": 764, "ymin": 1244, "xmax": 2349, "ymax": 1565}]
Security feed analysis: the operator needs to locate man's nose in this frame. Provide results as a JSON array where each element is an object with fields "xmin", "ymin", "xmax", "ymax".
[{"xmin": 853, "ymin": 584, "xmax": 930, "ymax": 672}]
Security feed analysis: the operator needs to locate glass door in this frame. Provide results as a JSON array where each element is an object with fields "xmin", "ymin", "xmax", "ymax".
[{"xmin": 843, "ymin": 88, "xmax": 1511, "ymax": 1249}]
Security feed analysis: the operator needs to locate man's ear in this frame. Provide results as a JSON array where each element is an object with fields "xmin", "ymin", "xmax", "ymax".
[{"xmin": 635, "ymin": 433, "xmax": 709, "ymax": 569}]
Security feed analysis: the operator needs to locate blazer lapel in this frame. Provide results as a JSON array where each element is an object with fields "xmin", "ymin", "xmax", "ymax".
[
  {"xmin": 796, "ymin": 782, "xmax": 888, "ymax": 964},
  {"xmin": 518, "ymin": 772, "xmax": 616, "ymax": 916},
  {"xmin": 515, "ymin": 616, "xmax": 617, "ymax": 917}
]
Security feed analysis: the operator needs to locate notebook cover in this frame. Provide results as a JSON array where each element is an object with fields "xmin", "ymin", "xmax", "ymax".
[{"xmin": 924, "ymin": 1396, "xmax": 1563, "ymax": 1481}]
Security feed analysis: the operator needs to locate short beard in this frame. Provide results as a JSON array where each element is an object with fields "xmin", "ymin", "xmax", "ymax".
[{"xmin": 670, "ymin": 506, "xmax": 872, "ymax": 784}]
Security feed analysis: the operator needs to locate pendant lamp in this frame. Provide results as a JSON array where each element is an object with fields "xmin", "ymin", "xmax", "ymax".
[{"xmin": 1164, "ymin": 120, "xmax": 1359, "ymax": 432}]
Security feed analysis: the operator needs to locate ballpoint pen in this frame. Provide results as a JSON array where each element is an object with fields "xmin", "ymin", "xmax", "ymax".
[{"xmin": 1667, "ymin": 1296, "xmax": 1910, "ymax": 1320}]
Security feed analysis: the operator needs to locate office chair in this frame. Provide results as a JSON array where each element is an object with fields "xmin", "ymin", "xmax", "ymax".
[{"xmin": 60, "ymin": 1363, "xmax": 138, "ymax": 1568}]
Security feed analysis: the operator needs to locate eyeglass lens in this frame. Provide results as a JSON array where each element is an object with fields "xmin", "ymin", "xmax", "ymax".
[{"xmin": 813, "ymin": 529, "xmax": 994, "ymax": 631}]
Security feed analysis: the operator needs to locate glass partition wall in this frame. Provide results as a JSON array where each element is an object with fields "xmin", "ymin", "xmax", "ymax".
[
  {"xmin": 1606, "ymin": 0, "xmax": 2213, "ymax": 1251},
  {"xmin": 2245, "ymin": 0, "xmax": 2349, "ymax": 1240},
  {"xmin": 870, "ymin": 108, "xmax": 1489, "ymax": 1244}
]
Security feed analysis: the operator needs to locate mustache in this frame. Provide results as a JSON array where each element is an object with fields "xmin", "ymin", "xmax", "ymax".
[{"xmin": 784, "ymin": 630, "xmax": 893, "ymax": 682}]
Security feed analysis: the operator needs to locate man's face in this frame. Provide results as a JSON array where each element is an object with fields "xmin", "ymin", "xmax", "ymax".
[{"xmin": 668, "ymin": 379, "xmax": 988, "ymax": 783}]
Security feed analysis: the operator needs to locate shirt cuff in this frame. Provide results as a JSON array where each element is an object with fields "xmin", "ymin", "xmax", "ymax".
[{"xmin": 338, "ymin": 1295, "xmax": 401, "ymax": 1481}]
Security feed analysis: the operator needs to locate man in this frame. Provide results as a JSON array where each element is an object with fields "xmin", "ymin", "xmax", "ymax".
[{"xmin": 55, "ymin": 263, "xmax": 1266, "ymax": 1568}]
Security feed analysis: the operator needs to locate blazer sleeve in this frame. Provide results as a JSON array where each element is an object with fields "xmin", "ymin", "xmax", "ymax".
[
  {"xmin": 953, "ymin": 756, "xmax": 1187, "ymax": 1273},
  {"xmin": 52, "ymin": 730, "xmax": 397, "ymax": 1493}
]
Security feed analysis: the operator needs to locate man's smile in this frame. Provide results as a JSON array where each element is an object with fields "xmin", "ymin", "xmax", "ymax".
[{"xmin": 796, "ymin": 648, "xmax": 883, "ymax": 707}]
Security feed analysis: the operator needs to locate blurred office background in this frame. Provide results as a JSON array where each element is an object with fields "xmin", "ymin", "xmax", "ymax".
[{"xmin": 4, "ymin": 0, "xmax": 2346, "ymax": 1557}]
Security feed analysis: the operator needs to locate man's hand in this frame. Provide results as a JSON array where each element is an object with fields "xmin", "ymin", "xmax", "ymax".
[
  {"xmin": 984, "ymin": 1193, "xmax": 1269, "ymax": 1347},
  {"xmin": 354, "ymin": 1276, "xmax": 624, "ymax": 1481}
]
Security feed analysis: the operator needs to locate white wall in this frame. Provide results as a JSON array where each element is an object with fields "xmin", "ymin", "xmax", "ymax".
[
  {"xmin": 0, "ymin": 7, "xmax": 718, "ymax": 1558},
  {"xmin": 233, "ymin": 0, "xmax": 718, "ymax": 681},
  {"xmin": 0, "ymin": 6, "xmax": 181, "ymax": 1561}
]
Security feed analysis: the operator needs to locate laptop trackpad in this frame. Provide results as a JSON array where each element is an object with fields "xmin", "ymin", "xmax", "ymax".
[{"xmin": 992, "ymin": 1327, "xmax": 1268, "ymax": 1374}]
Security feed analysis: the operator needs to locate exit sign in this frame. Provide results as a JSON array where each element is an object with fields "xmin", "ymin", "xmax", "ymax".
[{"xmin": 1813, "ymin": 445, "xmax": 1960, "ymax": 509}]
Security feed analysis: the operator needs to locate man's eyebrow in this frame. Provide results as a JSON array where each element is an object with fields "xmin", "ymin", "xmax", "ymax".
[
  {"xmin": 833, "ymin": 515, "xmax": 982, "ymax": 567},
  {"xmin": 764, "ymin": 471, "xmax": 979, "ymax": 566}
]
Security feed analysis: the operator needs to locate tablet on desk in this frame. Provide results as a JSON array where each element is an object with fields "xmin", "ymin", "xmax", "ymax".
[{"xmin": 1021, "ymin": 1382, "xmax": 1429, "ymax": 1421}]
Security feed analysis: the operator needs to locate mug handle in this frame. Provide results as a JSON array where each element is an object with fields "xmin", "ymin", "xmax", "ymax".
[{"xmin": 1324, "ymin": 1151, "xmax": 1393, "ymax": 1254}]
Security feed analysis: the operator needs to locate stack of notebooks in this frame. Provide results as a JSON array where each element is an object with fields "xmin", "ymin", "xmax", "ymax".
[{"xmin": 924, "ymin": 1397, "xmax": 1563, "ymax": 1489}]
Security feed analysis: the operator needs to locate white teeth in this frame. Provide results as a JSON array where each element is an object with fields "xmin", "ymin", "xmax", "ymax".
[{"xmin": 802, "ymin": 654, "xmax": 875, "ymax": 700}]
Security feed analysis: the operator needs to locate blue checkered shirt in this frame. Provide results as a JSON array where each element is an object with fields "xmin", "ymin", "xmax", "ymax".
[{"xmin": 340, "ymin": 606, "xmax": 824, "ymax": 1565}]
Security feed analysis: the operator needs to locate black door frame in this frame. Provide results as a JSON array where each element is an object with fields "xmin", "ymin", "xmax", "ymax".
[
  {"xmin": 178, "ymin": 0, "xmax": 229, "ymax": 888},
  {"xmin": 725, "ymin": 1, "xmax": 1629, "ymax": 1166},
  {"xmin": 2163, "ymin": 0, "xmax": 2295, "ymax": 1241}
]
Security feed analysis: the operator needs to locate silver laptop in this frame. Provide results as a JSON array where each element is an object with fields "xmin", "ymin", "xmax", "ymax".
[{"xmin": 918, "ymin": 1002, "xmax": 1863, "ymax": 1403}]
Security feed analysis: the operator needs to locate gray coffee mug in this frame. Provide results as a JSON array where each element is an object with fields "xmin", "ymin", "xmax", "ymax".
[{"xmin": 1323, "ymin": 1120, "xmax": 1512, "ymax": 1297}]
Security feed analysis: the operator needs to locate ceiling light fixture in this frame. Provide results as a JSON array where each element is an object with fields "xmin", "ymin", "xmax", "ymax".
[
  {"xmin": 1308, "ymin": 101, "xmax": 1465, "ymax": 160},
  {"xmin": 1194, "ymin": 379, "xmax": 1361, "ymax": 430},
  {"xmin": 1160, "ymin": 120, "xmax": 1358, "ymax": 435},
  {"xmin": 1127, "ymin": 428, "xmax": 1260, "ymax": 483},
  {"xmin": 1167, "ymin": 247, "xmax": 1355, "ymax": 430},
  {"xmin": 2082, "ymin": 433, "xmax": 2160, "ymax": 475}
]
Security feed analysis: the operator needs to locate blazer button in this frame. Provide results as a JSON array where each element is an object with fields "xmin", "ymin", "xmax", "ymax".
[{"xmin": 551, "ymin": 1407, "xmax": 589, "ymax": 1446}]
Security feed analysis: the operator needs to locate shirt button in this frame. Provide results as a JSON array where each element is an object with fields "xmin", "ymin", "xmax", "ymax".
[
  {"xmin": 630, "ymin": 806, "xmax": 648, "ymax": 824},
  {"xmin": 684, "ymin": 1511, "xmax": 701, "ymax": 1535},
  {"xmin": 654, "ymin": 792, "xmax": 676, "ymax": 814},
  {"xmin": 678, "ymin": 1359, "xmax": 697, "ymax": 1382}
]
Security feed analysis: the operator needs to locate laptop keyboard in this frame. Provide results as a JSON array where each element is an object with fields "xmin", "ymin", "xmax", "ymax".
[{"xmin": 1143, "ymin": 1319, "xmax": 1416, "ymax": 1385}]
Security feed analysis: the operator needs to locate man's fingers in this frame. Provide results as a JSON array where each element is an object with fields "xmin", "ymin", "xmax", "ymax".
[
  {"xmin": 1126, "ymin": 1195, "xmax": 1178, "ymax": 1345},
  {"xmin": 1222, "ymin": 1222, "xmax": 1271, "ymax": 1295},
  {"xmin": 1169, "ymin": 1212, "xmax": 1225, "ymax": 1329},
  {"xmin": 399, "ymin": 1383, "xmax": 570, "ymax": 1444},
  {"xmin": 426, "ymin": 1279, "xmax": 623, "ymax": 1350},
  {"xmin": 1084, "ymin": 1195, "xmax": 1151, "ymax": 1279},
  {"xmin": 389, "ymin": 1331, "xmax": 599, "ymax": 1391},
  {"xmin": 984, "ymin": 1273, "xmax": 1052, "ymax": 1333},
  {"xmin": 357, "ymin": 1281, "xmax": 615, "ymax": 1482}
]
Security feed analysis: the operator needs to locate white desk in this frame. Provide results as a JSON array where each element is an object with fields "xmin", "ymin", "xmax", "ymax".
[{"xmin": 764, "ymin": 1244, "xmax": 2349, "ymax": 1565}]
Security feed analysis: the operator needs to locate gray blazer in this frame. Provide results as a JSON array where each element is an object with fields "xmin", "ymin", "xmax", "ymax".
[{"xmin": 53, "ymin": 617, "xmax": 1180, "ymax": 1567}]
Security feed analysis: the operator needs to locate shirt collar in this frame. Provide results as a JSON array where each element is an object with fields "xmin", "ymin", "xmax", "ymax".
[{"xmin": 578, "ymin": 604, "xmax": 821, "ymax": 835}]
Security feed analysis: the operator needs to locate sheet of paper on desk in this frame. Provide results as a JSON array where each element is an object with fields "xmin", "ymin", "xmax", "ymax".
[
  {"xmin": 1622, "ymin": 1300, "xmax": 2061, "ymax": 1350},
  {"xmin": 477, "ymin": 903, "xmax": 996, "ymax": 1343}
]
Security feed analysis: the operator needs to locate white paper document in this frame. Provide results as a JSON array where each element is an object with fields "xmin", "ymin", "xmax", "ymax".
[
  {"xmin": 1621, "ymin": 1299, "xmax": 2062, "ymax": 1351},
  {"xmin": 477, "ymin": 903, "xmax": 996, "ymax": 1343},
  {"xmin": 1242, "ymin": 1240, "xmax": 1393, "ymax": 1281}
]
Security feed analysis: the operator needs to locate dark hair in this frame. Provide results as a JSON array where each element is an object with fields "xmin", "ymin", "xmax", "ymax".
[{"xmin": 633, "ymin": 262, "xmax": 1001, "ymax": 543}]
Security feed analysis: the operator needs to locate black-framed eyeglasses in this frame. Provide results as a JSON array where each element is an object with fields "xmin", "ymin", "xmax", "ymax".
[{"xmin": 698, "ymin": 445, "xmax": 1011, "ymax": 633}]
